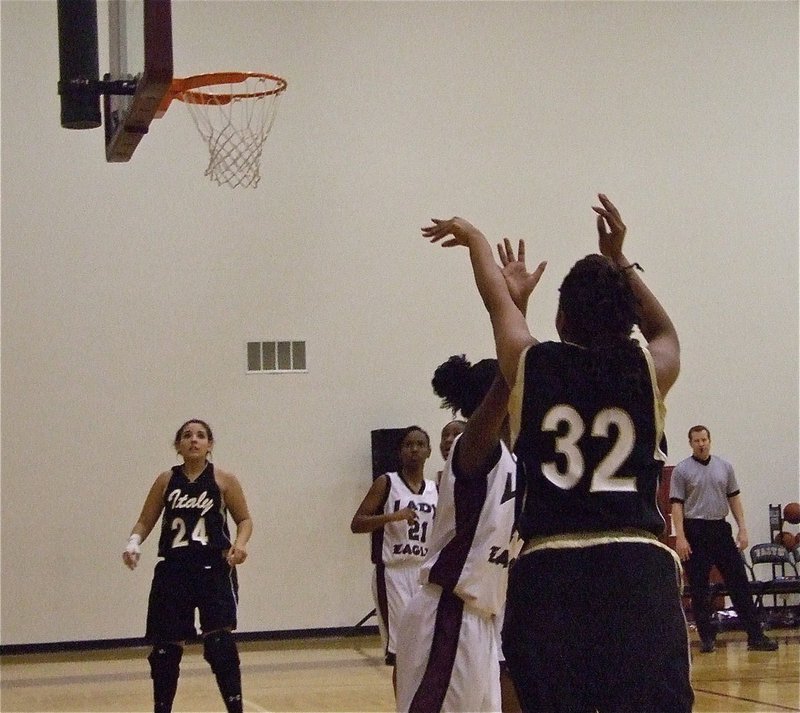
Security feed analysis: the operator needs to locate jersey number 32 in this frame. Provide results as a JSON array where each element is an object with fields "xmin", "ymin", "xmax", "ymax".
[{"xmin": 541, "ymin": 405, "xmax": 637, "ymax": 493}]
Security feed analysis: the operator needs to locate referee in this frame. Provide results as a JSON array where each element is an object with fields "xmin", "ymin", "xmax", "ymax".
[{"xmin": 670, "ymin": 425, "xmax": 778, "ymax": 653}]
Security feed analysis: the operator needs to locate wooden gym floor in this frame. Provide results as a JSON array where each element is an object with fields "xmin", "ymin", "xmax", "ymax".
[{"xmin": 1, "ymin": 630, "xmax": 798, "ymax": 712}]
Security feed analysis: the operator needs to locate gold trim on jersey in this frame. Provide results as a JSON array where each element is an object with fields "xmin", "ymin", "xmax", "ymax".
[
  {"xmin": 519, "ymin": 529, "xmax": 684, "ymax": 586},
  {"xmin": 508, "ymin": 343, "xmax": 532, "ymax": 451},
  {"xmin": 641, "ymin": 346, "xmax": 667, "ymax": 463},
  {"xmin": 521, "ymin": 528, "xmax": 653, "ymax": 551}
]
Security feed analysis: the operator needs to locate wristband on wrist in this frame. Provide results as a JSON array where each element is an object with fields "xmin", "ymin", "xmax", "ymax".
[{"xmin": 125, "ymin": 534, "xmax": 142, "ymax": 554}]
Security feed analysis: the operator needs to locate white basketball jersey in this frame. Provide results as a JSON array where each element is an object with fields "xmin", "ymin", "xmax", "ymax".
[
  {"xmin": 420, "ymin": 437, "xmax": 517, "ymax": 615},
  {"xmin": 376, "ymin": 472, "xmax": 438, "ymax": 566}
]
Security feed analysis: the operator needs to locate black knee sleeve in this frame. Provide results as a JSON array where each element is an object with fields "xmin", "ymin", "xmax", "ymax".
[
  {"xmin": 148, "ymin": 643, "xmax": 182, "ymax": 713},
  {"xmin": 203, "ymin": 630, "xmax": 240, "ymax": 673},
  {"xmin": 203, "ymin": 631, "xmax": 242, "ymax": 713}
]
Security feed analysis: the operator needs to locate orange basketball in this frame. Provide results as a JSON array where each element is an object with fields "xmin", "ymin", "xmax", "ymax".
[
  {"xmin": 775, "ymin": 531, "xmax": 795, "ymax": 550},
  {"xmin": 783, "ymin": 501, "xmax": 800, "ymax": 525}
]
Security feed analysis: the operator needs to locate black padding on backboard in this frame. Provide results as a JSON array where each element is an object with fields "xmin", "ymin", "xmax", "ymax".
[{"xmin": 57, "ymin": 0, "xmax": 101, "ymax": 129}]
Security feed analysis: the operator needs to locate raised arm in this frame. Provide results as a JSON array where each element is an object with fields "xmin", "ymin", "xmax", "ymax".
[
  {"xmin": 497, "ymin": 238, "xmax": 547, "ymax": 320},
  {"xmin": 453, "ymin": 240, "xmax": 547, "ymax": 476},
  {"xmin": 592, "ymin": 194, "xmax": 680, "ymax": 396},
  {"xmin": 453, "ymin": 371, "xmax": 510, "ymax": 477},
  {"xmin": 421, "ymin": 219, "xmax": 539, "ymax": 388}
]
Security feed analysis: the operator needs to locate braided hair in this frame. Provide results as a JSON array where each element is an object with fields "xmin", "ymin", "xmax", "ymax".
[
  {"xmin": 431, "ymin": 354, "xmax": 498, "ymax": 419},
  {"xmin": 558, "ymin": 254, "xmax": 645, "ymax": 397}
]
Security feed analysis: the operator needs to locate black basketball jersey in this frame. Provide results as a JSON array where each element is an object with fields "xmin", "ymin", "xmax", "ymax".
[
  {"xmin": 509, "ymin": 341, "xmax": 667, "ymax": 540},
  {"xmin": 157, "ymin": 463, "xmax": 233, "ymax": 559}
]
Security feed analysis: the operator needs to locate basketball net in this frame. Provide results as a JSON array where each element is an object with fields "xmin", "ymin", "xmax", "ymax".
[{"xmin": 166, "ymin": 73, "xmax": 287, "ymax": 189}]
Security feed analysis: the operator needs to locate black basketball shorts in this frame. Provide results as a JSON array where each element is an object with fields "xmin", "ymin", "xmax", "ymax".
[
  {"xmin": 502, "ymin": 539, "xmax": 693, "ymax": 713},
  {"xmin": 145, "ymin": 555, "xmax": 239, "ymax": 643}
]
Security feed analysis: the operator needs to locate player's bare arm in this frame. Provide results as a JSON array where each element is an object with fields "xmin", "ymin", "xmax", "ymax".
[
  {"xmin": 422, "ymin": 217, "xmax": 535, "ymax": 388},
  {"xmin": 454, "ymin": 373, "xmax": 510, "ymax": 478},
  {"xmin": 350, "ymin": 475, "xmax": 417, "ymax": 533},
  {"xmin": 122, "ymin": 471, "xmax": 170, "ymax": 570},
  {"xmin": 456, "ymin": 241, "xmax": 547, "ymax": 477},
  {"xmin": 593, "ymin": 193, "xmax": 680, "ymax": 396},
  {"xmin": 497, "ymin": 238, "xmax": 547, "ymax": 320},
  {"xmin": 217, "ymin": 469, "xmax": 253, "ymax": 565}
]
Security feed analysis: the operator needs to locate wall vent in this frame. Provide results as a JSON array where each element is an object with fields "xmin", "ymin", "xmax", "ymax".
[{"xmin": 247, "ymin": 341, "xmax": 307, "ymax": 373}]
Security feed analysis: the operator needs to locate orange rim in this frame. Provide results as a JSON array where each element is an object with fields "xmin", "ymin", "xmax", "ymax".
[{"xmin": 157, "ymin": 72, "xmax": 287, "ymax": 113}]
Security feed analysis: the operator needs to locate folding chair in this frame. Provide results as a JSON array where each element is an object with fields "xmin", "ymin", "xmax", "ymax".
[
  {"xmin": 748, "ymin": 542, "xmax": 800, "ymax": 610},
  {"xmin": 768, "ymin": 504, "xmax": 783, "ymax": 534}
]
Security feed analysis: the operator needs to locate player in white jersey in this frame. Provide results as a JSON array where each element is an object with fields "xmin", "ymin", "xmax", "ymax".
[
  {"xmin": 396, "ymin": 240, "xmax": 544, "ymax": 713},
  {"xmin": 351, "ymin": 425, "xmax": 437, "ymax": 694},
  {"xmin": 436, "ymin": 419, "xmax": 466, "ymax": 485}
]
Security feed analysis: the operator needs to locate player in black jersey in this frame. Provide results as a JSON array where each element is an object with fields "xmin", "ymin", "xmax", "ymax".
[
  {"xmin": 423, "ymin": 195, "xmax": 692, "ymax": 712},
  {"xmin": 123, "ymin": 419, "xmax": 253, "ymax": 713}
]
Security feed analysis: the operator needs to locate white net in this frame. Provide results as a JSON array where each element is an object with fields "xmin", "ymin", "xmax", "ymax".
[{"xmin": 180, "ymin": 75, "xmax": 285, "ymax": 189}]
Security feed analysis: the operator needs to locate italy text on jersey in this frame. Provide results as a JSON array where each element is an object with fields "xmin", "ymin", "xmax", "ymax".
[{"xmin": 167, "ymin": 488, "xmax": 216, "ymax": 516}]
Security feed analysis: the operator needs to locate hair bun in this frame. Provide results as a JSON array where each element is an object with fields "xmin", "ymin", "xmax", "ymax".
[{"xmin": 431, "ymin": 354, "xmax": 471, "ymax": 412}]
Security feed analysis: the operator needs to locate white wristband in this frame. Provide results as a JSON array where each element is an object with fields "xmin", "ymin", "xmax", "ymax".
[{"xmin": 125, "ymin": 534, "xmax": 142, "ymax": 555}]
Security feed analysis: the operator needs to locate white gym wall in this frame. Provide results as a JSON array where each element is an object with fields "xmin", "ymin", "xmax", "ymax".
[{"xmin": 1, "ymin": 0, "xmax": 797, "ymax": 645}]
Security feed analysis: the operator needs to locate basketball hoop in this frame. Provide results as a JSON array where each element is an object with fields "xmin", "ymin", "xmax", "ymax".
[{"xmin": 159, "ymin": 72, "xmax": 287, "ymax": 188}]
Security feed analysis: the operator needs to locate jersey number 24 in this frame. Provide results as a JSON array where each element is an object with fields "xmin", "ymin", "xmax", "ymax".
[{"xmin": 171, "ymin": 516, "xmax": 209, "ymax": 548}]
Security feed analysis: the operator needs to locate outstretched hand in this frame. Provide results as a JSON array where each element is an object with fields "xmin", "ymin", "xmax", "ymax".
[
  {"xmin": 592, "ymin": 193, "xmax": 626, "ymax": 261},
  {"xmin": 421, "ymin": 217, "xmax": 484, "ymax": 247},
  {"xmin": 497, "ymin": 238, "xmax": 547, "ymax": 314}
]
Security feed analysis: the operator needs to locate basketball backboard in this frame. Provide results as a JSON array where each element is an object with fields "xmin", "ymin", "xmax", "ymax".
[
  {"xmin": 104, "ymin": 0, "xmax": 172, "ymax": 162},
  {"xmin": 59, "ymin": 0, "xmax": 283, "ymax": 183}
]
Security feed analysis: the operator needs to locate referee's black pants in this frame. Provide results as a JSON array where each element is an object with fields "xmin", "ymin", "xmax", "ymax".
[{"xmin": 683, "ymin": 518, "xmax": 761, "ymax": 642}]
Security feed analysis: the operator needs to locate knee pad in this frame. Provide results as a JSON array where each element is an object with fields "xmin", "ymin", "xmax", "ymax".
[
  {"xmin": 148, "ymin": 642, "xmax": 183, "ymax": 680},
  {"xmin": 203, "ymin": 630, "xmax": 240, "ymax": 676}
]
